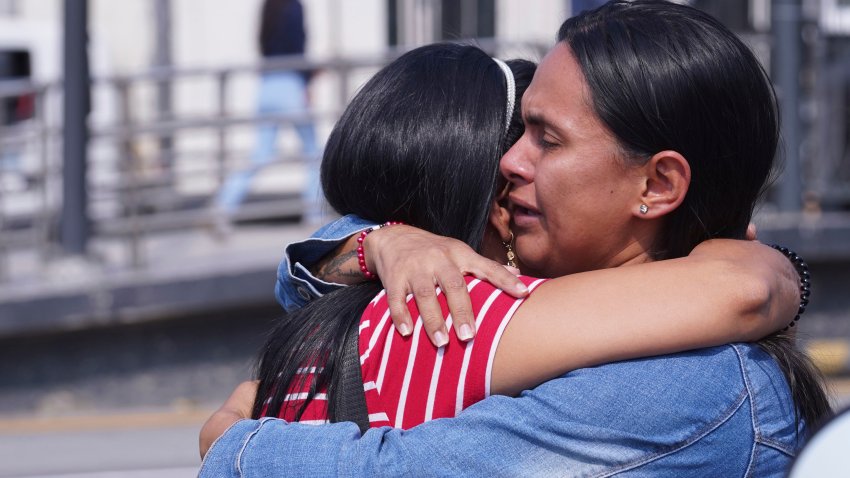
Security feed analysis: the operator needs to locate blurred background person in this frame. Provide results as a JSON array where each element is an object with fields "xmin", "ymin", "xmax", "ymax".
[{"xmin": 215, "ymin": 0, "xmax": 321, "ymax": 227}]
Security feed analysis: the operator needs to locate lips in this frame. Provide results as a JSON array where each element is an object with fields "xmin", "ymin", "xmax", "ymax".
[{"xmin": 509, "ymin": 195, "xmax": 542, "ymax": 227}]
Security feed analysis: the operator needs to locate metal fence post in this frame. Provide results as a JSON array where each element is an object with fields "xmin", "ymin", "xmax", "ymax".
[
  {"xmin": 216, "ymin": 71, "xmax": 230, "ymax": 189},
  {"xmin": 773, "ymin": 0, "xmax": 804, "ymax": 212},
  {"xmin": 116, "ymin": 79, "xmax": 144, "ymax": 267},
  {"xmin": 60, "ymin": 0, "xmax": 91, "ymax": 255},
  {"xmin": 36, "ymin": 86, "xmax": 52, "ymax": 265},
  {"xmin": 0, "ymin": 146, "xmax": 6, "ymax": 281},
  {"xmin": 154, "ymin": 0, "xmax": 174, "ymax": 180}
]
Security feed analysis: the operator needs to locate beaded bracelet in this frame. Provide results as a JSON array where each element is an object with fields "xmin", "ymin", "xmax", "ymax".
[
  {"xmin": 357, "ymin": 221, "xmax": 404, "ymax": 280},
  {"xmin": 769, "ymin": 244, "xmax": 811, "ymax": 331}
]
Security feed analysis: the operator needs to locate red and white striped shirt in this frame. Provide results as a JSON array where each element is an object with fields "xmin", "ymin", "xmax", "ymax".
[{"xmin": 274, "ymin": 275, "xmax": 547, "ymax": 429}]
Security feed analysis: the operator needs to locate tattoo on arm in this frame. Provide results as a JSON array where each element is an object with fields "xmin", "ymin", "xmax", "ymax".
[{"xmin": 313, "ymin": 247, "xmax": 364, "ymax": 284}]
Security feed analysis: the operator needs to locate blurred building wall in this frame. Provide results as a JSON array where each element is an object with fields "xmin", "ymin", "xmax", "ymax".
[{"xmin": 1, "ymin": 0, "xmax": 562, "ymax": 134}]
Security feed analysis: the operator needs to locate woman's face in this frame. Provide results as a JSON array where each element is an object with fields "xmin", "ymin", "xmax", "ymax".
[{"xmin": 500, "ymin": 44, "xmax": 651, "ymax": 278}]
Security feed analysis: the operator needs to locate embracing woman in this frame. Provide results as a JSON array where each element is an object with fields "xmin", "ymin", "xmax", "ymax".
[{"xmin": 200, "ymin": 2, "xmax": 829, "ymax": 476}]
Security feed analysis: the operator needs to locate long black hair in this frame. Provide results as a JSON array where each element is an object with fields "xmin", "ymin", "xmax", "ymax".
[
  {"xmin": 252, "ymin": 43, "xmax": 535, "ymax": 421},
  {"xmin": 558, "ymin": 0, "xmax": 830, "ymax": 431}
]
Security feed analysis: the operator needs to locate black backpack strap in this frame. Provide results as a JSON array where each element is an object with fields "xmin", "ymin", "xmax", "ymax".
[{"xmin": 332, "ymin": 317, "xmax": 370, "ymax": 433}]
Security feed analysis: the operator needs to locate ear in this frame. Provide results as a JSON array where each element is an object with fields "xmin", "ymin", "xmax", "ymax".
[
  {"xmin": 488, "ymin": 198, "xmax": 513, "ymax": 243},
  {"xmin": 635, "ymin": 150, "xmax": 691, "ymax": 219}
]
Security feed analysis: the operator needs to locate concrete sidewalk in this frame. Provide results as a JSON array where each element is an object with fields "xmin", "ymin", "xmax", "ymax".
[
  {"xmin": 0, "ymin": 408, "xmax": 211, "ymax": 477},
  {"xmin": 0, "ymin": 221, "xmax": 317, "ymax": 337}
]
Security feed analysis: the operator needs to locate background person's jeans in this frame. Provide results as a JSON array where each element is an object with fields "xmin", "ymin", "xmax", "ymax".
[{"xmin": 216, "ymin": 71, "xmax": 320, "ymax": 219}]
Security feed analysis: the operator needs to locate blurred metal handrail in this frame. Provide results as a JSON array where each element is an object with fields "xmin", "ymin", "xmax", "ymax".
[
  {"xmin": 0, "ymin": 79, "xmax": 48, "ymax": 97},
  {"xmin": 12, "ymin": 37, "xmax": 850, "ymax": 281},
  {"xmin": 85, "ymin": 39, "xmax": 541, "ymax": 85},
  {"xmin": 0, "ymin": 41, "xmax": 547, "ymax": 279},
  {"xmin": 89, "ymin": 111, "xmax": 328, "ymax": 140}
]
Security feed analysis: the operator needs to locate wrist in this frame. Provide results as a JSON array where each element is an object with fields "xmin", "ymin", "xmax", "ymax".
[
  {"xmin": 358, "ymin": 221, "xmax": 404, "ymax": 280},
  {"xmin": 769, "ymin": 244, "xmax": 810, "ymax": 332}
]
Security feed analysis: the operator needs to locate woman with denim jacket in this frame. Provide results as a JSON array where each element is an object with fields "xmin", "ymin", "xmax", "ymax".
[{"xmin": 200, "ymin": 2, "xmax": 830, "ymax": 476}]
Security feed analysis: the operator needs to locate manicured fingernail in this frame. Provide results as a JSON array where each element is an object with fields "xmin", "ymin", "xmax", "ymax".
[
  {"xmin": 517, "ymin": 283, "xmax": 529, "ymax": 293},
  {"xmin": 458, "ymin": 324, "xmax": 474, "ymax": 341},
  {"xmin": 398, "ymin": 322, "xmax": 412, "ymax": 336},
  {"xmin": 434, "ymin": 331, "xmax": 449, "ymax": 347}
]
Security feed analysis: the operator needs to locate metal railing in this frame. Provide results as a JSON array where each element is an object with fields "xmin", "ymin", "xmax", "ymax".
[
  {"xmin": 0, "ymin": 41, "xmax": 550, "ymax": 280},
  {"xmin": 3, "ymin": 36, "xmax": 849, "ymax": 282}
]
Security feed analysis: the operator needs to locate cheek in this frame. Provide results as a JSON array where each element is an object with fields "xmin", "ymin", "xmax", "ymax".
[
  {"xmin": 515, "ymin": 229, "xmax": 551, "ymax": 264},
  {"xmin": 534, "ymin": 173, "xmax": 563, "ymax": 209},
  {"xmin": 514, "ymin": 233, "xmax": 550, "ymax": 274},
  {"xmin": 537, "ymin": 179, "xmax": 575, "ymax": 226}
]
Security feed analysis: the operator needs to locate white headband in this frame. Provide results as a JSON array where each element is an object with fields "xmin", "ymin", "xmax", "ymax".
[{"xmin": 491, "ymin": 58, "xmax": 516, "ymax": 132}]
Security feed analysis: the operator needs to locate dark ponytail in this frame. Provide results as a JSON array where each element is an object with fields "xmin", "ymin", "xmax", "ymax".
[
  {"xmin": 253, "ymin": 282, "xmax": 382, "ymax": 420},
  {"xmin": 253, "ymin": 45, "xmax": 536, "ymax": 420}
]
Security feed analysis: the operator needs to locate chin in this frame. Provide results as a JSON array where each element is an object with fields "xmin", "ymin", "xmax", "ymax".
[
  {"xmin": 514, "ymin": 234, "xmax": 556, "ymax": 276},
  {"xmin": 515, "ymin": 250, "xmax": 550, "ymax": 278}
]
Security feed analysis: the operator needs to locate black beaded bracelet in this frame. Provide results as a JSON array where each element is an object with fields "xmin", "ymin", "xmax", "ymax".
[{"xmin": 769, "ymin": 244, "xmax": 810, "ymax": 331}]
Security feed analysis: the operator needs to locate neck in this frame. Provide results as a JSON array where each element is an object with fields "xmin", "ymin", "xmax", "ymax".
[
  {"xmin": 607, "ymin": 218, "xmax": 662, "ymax": 267},
  {"xmin": 591, "ymin": 239, "xmax": 655, "ymax": 271}
]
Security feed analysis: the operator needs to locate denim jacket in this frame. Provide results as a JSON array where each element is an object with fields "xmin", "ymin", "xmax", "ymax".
[
  {"xmin": 274, "ymin": 214, "xmax": 376, "ymax": 311},
  {"xmin": 200, "ymin": 343, "xmax": 802, "ymax": 477},
  {"xmin": 219, "ymin": 216, "xmax": 803, "ymax": 476}
]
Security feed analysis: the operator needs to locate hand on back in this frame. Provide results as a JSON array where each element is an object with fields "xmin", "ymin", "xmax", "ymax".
[{"xmin": 364, "ymin": 224, "xmax": 528, "ymax": 347}]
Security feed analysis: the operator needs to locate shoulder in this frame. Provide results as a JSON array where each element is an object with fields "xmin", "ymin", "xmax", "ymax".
[
  {"xmin": 421, "ymin": 345, "xmax": 788, "ymax": 476},
  {"xmin": 463, "ymin": 276, "xmax": 547, "ymax": 311},
  {"xmin": 362, "ymin": 276, "xmax": 547, "ymax": 321},
  {"xmin": 519, "ymin": 344, "xmax": 796, "ymax": 474},
  {"xmin": 555, "ymin": 344, "xmax": 790, "ymax": 422},
  {"xmin": 538, "ymin": 345, "xmax": 752, "ymax": 421}
]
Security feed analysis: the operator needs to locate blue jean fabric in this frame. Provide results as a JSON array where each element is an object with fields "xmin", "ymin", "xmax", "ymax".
[
  {"xmin": 274, "ymin": 214, "xmax": 376, "ymax": 311},
  {"xmin": 217, "ymin": 71, "xmax": 320, "ymax": 218},
  {"xmin": 199, "ymin": 343, "xmax": 803, "ymax": 477},
  {"xmin": 253, "ymin": 215, "xmax": 803, "ymax": 475}
]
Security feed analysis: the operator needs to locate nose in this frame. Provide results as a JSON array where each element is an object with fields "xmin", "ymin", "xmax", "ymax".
[{"xmin": 500, "ymin": 133, "xmax": 534, "ymax": 186}]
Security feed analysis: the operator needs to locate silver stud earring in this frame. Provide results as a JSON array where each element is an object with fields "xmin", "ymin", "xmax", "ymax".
[{"xmin": 639, "ymin": 204, "xmax": 649, "ymax": 214}]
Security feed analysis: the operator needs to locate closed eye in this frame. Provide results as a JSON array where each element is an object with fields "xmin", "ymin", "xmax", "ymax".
[{"xmin": 538, "ymin": 136, "xmax": 558, "ymax": 150}]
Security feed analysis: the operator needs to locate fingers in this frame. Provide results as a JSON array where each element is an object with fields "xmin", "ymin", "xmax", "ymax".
[
  {"xmin": 746, "ymin": 223, "xmax": 758, "ymax": 241},
  {"xmin": 386, "ymin": 274, "xmax": 470, "ymax": 347},
  {"xmin": 437, "ymin": 270, "xmax": 476, "ymax": 342},
  {"xmin": 412, "ymin": 279, "xmax": 450, "ymax": 347},
  {"xmin": 364, "ymin": 224, "xmax": 521, "ymax": 346},
  {"xmin": 386, "ymin": 288, "xmax": 414, "ymax": 337},
  {"xmin": 387, "ymin": 282, "xmax": 450, "ymax": 347},
  {"xmin": 465, "ymin": 257, "xmax": 529, "ymax": 298}
]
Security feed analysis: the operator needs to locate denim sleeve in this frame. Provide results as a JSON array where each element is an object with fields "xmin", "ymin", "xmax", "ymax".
[
  {"xmin": 199, "ymin": 385, "xmax": 626, "ymax": 477},
  {"xmin": 275, "ymin": 215, "xmax": 377, "ymax": 311},
  {"xmin": 198, "ymin": 347, "xmax": 782, "ymax": 478}
]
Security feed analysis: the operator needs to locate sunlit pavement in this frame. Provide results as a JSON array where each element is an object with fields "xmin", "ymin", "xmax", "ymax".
[{"xmin": 0, "ymin": 409, "xmax": 211, "ymax": 477}]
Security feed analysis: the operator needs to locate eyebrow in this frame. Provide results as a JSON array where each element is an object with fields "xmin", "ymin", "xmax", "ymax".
[
  {"xmin": 524, "ymin": 110, "xmax": 566, "ymax": 137},
  {"xmin": 523, "ymin": 112, "xmax": 545, "ymax": 127}
]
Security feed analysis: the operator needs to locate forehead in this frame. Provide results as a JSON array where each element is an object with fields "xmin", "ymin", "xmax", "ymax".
[{"xmin": 523, "ymin": 43, "xmax": 592, "ymax": 127}]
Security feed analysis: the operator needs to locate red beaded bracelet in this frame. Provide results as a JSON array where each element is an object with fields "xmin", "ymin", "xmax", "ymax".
[{"xmin": 357, "ymin": 221, "xmax": 404, "ymax": 279}]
